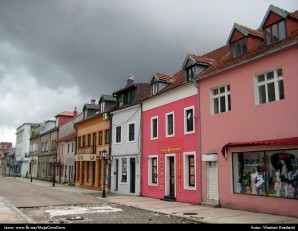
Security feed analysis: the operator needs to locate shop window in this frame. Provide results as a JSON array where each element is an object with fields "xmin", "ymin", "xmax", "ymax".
[
  {"xmin": 232, "ymin": 149, "xmax": 298, "ymax": 199},
  {"xmin": 184, "ymin": 153, "xmax": 196, "ymax": 189},
  {"xmin": 148, "ymin": 155, "xmax": 158, "ymax": 185},
  {"xmin": 121, "ymin": 158, "xmax": 127, "ymax": 183}
]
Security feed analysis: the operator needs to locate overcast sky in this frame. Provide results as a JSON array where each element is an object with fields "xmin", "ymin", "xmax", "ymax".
[{"xmin": 0, "ymin": 0, "xmax": 297, "ymax": 146}]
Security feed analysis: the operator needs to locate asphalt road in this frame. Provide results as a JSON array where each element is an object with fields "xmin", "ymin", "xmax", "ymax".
[{"xmin": 0, "ymin": 176, "xmax": 198, "ymax": 224}]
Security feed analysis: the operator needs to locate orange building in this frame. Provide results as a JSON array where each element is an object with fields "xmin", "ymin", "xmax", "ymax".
[{"xmin": 75, "ymin": 96, "xmax": 115, "ymax": 190}]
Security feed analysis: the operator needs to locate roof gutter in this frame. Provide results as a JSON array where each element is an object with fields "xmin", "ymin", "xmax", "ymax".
[{"xmin": 194, "ymin": 40, "xmax": 298, "ymax": 82}]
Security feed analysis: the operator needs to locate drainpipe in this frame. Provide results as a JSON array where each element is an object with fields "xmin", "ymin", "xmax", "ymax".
[
  {"xmin": 74, "ymin": 124, "xmax": 78, "ymax": 186},
  {"xmin": 195, "ymin": 82, "xmax": 203, "ymax": 204},
  {"xmin": 108, "ymin": 112, "xmax": 113, "ymax": 191},
  {"xmin": 139, "ymin": 102, "xmax": 143, "ymax": 196}
]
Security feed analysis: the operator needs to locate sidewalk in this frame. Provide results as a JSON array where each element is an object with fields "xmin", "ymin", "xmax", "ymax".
[{"xmin": 2, "ymin": 177, "xmax": 298, "ymax": 224}]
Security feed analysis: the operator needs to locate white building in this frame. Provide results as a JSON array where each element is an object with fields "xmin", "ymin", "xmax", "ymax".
[{"xmin": 15, "ymin": 122, "xmax": 39, "ymax": 177}]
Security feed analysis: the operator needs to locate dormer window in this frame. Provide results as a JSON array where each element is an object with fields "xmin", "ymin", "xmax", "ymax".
[
  {"xmin": 152, "ymin": 82, "xmax": 159, "ymax": 95},
  {"xmin": 265, "ymin": 20, "xmax": 286, "ymax": 45},
  {"xmin": 232, "ymin": 38, "xmax": 247, "ymax": 58},
  {"xmin": 129, "ymin": 90, "xmax": 136, "ymax": 105},
  {"xmin": 186, "ymin": 66, "xmax": 195, "ymax": 81},
  {"xmin": 100, "ymin": 102, "xmax": 105, "ymax": 113},
  {"xmin": 116, "ymin": 94, "xmax": 123, "ymax": 107}
]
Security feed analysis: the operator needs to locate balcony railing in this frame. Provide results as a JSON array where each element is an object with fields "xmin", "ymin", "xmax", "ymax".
[{"xmin": 77, "ymin": 146, "xmax": 96, "ymax": 154}]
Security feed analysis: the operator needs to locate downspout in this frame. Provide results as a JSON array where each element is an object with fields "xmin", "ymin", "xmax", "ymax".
[
  {"xmin": 74, "ymin": 124, "xmax": 78, "ymax": 186},
  {"xmin": 195, "ymin": 81, "xmax": 203, "ymax": 204},
  {"xmin": 139, "ymin": 102, "xmax": 143, "ymax": 196},
  {"xmin": 108, "ymin": 112, "xmax": 113, "ymax": 190}
]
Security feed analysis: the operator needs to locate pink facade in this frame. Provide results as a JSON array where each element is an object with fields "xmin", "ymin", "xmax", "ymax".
[
  {"xmin": 198, "ymin": 46, "xmax": 298, "ymax": 217},
  {"xmin": 142, "ymin": 94, "xmax": 201, "ymax": 203}
]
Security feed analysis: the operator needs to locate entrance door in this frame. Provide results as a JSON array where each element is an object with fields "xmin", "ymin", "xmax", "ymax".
[
  {"xmin": 207, "ymin": 161, "xmax": 219, "ymax": 203},
  {"xmin": 169, "ymin": 156, "xmax": 175, "ymax": 197},
  {"xmin": 130, "ymin": 158, "xmax": 135, "ymax": 193},
  {"xmin": 115, "ymin": 159, "xmax": 119, "ymax": 191}
]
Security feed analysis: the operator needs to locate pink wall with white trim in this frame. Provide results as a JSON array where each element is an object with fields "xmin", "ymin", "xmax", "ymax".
[
  {"xmin": 198, "ymin": 46, "xmax": 298, "ymax": 217},
  {"xmin": 142, "ymin": 94, "xmax": 201, "ymax": 203}
]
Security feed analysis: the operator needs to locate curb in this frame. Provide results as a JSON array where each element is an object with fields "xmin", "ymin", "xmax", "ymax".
[{"xmin": 0, "ymin": 196, "xmax": 35, "ymax": 224}]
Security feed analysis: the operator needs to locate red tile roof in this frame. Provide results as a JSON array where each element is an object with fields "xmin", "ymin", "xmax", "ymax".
[
  {"xmin": 57, "ymin": 133, "xmax": 76, "ymax": 142},
  {"xmin": 238, "ymin": 24, "xmax": 263, "ymax": 38},
  {"xmin": 289, "ymin": 10, "xmax": 298, "ymax": 20},
  {"xmin": 154, "ymin": 72, "xmax": 178, "ymax": 83},
  {"xmin": 189, "ymin": 54, "xmax": 215, "ymax": 65},
  {"xmin": 197, "ymin": 30, "xmax": 298, "ymax": 79},
  {"xmin": 56, "ymin": 111, "xmax": 74, "ymax": 117}
]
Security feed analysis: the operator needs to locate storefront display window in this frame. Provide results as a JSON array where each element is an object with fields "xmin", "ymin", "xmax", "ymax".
[{"xmin": 232, "ymin": 149, "xmax": 298, "ymax": 199}]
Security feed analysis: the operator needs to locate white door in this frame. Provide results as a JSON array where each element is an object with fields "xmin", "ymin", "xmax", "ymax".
[{"xmin": 207, "ymin": 161, "xmax": 219, "ymax": 203}]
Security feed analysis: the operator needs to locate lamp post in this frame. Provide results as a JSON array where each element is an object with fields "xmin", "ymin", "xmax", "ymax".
[
  {"xmin": 30, "ymin": 159, "xmax": 33, "ymax": 182},
  {"xmin": 53, "ymin": 157, "xmax": 56, "ymax": 187},
  {"xmin": 100, "ymin": 149, "xmax": 107, "ymax": 198}
]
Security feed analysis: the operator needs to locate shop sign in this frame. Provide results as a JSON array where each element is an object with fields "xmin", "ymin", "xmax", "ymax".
[
  {"xmin": 160, "ymin": 146, "xmax": 181, "ymax": 153},
  {"xmin": 75, "ymin": 154, "xmax": 96, "ymax": 161}
]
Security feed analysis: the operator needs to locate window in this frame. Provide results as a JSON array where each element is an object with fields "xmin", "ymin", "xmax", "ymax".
[
  {"xmin": 67, "ymin": 143, "xmax": 70, "ymax": 153},
  {"xmin": 121, "ymin": 158, "xmax": 127, "ymax": 183},
  {"xmin": 99, "ymin": 131, "xmax": 103, "ymax": 145},
  {"xmin": 105, "ymin": 130, "xmax": 110, "ymax": 144},
  {"xmin": 184, "ymin": 106, "xmax": 195, "ymax": 134},
  {"xmin": 45, "ymin": 142, "xmax": 48, "ymax": 151},
  {"xmin": 128, "ymin": 123, "xmax": 135, "ymax": 142},
  {"xmin": 71, "ymin": 143, "xmax": 74, "ymax": 152},
  {"xmin": 166, "ymin": 112, "xmax": 174, "ymax": 137},
  {"xmin": 116, "ymin": 126, "xmax": 122, "ymax": 143},
  {"xmin": 232, "ymin": 149, "xmax": 298, "ymax": 200},
  {"xmin": 129, "ymin": 90, "xmax": 137, "ymax": 105},
  {"xmin": 186, "ymin": 66, "xmax": 195, "ymax": 81},
  {"xmin": 232, "ymin": 38, "xmax": 247, "ymax": 58},
  {"xmin": 265, "ymin": 20, "xmax": 286, "ymax": 45},
  {"xmin": 148, "ymin": 155, "xmax": 158, "ymax": 185},
  {"xmin": 88, "ymin": 134, "xmax": 91, "ymax": 146},
  {"xmin": 152, "ymin": 83, "xmax": 158, "ymax": 95},
  {"xmin": 100, "ymin": 102, "xmax": 105, "ymax": 113},
  {"xmin": 116, "ymin": 94, "xmax": 123, "ymax": 107},
  {"xmin": 82, "ymin": 135, "xmax": 86, "ymax": 147},
  {"xmin": 255, "ymin": 68, "xmax": 284, "ymax": 104},
  {"xmin": 184, "ymin": 153, "xmax": 196, "ymax": 189},
  {"xmin": 78, "ymin": 137, "xmax": 81, "ymax": 147},
  {"xmin": 151, "ymin": 116, "xmax": 158, "ymax": 139},
  {"xmin": 211, "ymin": 85, "xmax": 231, "ymax": 114}
]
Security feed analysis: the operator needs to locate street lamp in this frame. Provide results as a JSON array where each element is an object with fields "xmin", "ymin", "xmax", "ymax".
[
  {"xmin": 30, "ymin": 159, "xmax": 34, "ymax": 182},
  {"xmin": 100, "ymin": 149, "xmax": 107, "ymax": 198},
  {"xmin": 53, "ymin": 157, "xmax": 56, "ymax": 187}
]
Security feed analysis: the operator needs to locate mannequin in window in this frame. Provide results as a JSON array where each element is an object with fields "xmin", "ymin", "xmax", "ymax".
[
  {"xmin": 250, "ymin": 169, "xmax": 258, "ymax": 194},
  {"xmin": 280, "ymin": 159, "xmax": 288, "ymax": 181},
  {"xmin": 274, "ymin": 171, "xmax": 282, "ymax": 197}
]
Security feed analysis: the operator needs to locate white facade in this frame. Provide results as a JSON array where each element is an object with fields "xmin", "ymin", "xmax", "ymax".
[
  {"xmin": 15, "ymin": 123, "xmax": 38, "ymax": 177},
  {"xmin": 111, "ymin": 105, "xmax": 141, "ymax": 195}
]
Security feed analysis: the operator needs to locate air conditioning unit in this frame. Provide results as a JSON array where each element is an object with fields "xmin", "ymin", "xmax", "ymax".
[{"xmin": 103, "ymin": 113, "xmax": 108, "ymax": 120}]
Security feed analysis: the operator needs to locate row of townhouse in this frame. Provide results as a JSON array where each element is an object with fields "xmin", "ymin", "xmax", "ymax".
[
  {"xmin": 10, "ymin": 5, "xmax": 298, "ymax": 218},
  {"xmin": 73, "ymin": 5, "xmax": 298, "ymax": 218},
  {"xmin": 0, "ymin": 142, "xmax": 14, "ymax": 176}
]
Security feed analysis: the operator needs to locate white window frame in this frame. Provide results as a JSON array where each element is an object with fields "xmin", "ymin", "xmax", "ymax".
[
  {"xmin": 211, "ymin": 84, "xmax": 231, "ymax": 114},
  {"xmin": 152, "ymin": 83, "xmax": 159, "ymax": 95},
  {"xmin": 148, "ymin": 155, "xmax": 158, "ymax": 186},
  {"xmin": 254, "ymin": 68, "xmax": 284, "ymax": 105},
  {"xmin": 183, "ymin": 152, "xmax": 196, "ymax": 190},
  {"xmin": 115, "ymin": 125, "xmax": 122, "ymax": 144},
  {"xmin": 184, "ymin": 106, "xmax": 195, "ymax": 134},
  {"xmin": 127, "ymin": 122, "xmax": 136, "ymax": 142},
  {"xmin": 165, "ymin": 112, "xmax": 175, "ymax": 137},
  {"xmin": 150, "ymin": 116, "xmax": 158, "ymax": 140}
]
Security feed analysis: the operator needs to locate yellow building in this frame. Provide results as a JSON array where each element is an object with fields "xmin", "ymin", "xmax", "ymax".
[{"xmin": 75, "ymin": 96, "xmax": 115, "ymax": 190}]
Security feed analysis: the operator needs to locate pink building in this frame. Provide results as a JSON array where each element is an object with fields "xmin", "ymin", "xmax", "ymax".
[
  {"xmin": 195, "ymin": 5, "xmax": 298, "ymax": 217},
  {"xmin": 141, "ymin": 45, "xmax": 225, "ymax": 203}
]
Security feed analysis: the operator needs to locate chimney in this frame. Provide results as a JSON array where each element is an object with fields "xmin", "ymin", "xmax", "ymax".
[
  {"xmin": 91, "ymin": 99, "xmax": 96, "ymax": 104},
  {"xmin": 127, "ymin": 74, "xmax": 134, "ymax": 86},
  {"xmin": 73, "ymin": 107, "xmax": 77, "ymax": 116}
]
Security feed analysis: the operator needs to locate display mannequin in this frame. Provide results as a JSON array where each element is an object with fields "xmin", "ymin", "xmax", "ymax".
[{"xmin": 274, "ymin": 171, "xmax": 282, "ymax": 197}]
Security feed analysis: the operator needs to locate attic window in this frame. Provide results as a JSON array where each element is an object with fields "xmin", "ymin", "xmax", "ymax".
[
  {"xmin": 265, "ymin": 20, "xmax": 286, "ymax": 45},
  {"xmin": 186, "ymin": 66, "xmax": 195, "ymax": 81},
  {"xmin": 152, "ymin": 82, "xmax": 159, "ymax": 95},
  {"xmin": 232, "ymin": 38, "xmax": 247, "ymax": 58}
]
